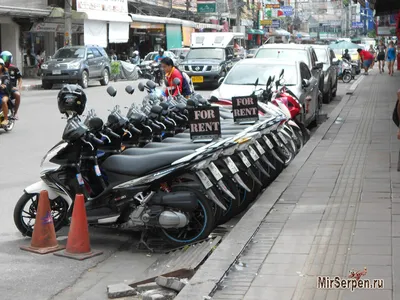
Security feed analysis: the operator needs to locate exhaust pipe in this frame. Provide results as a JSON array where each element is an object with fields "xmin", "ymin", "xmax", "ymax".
[{"xmin": 233, "ymin": 173, "xmax": 251, "ymax": 192}]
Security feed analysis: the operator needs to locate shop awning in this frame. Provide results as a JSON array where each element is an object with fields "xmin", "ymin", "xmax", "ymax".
[
  {"xmin": 80, "ymin": 11, "xmax": 131, "ymax": 22},
  {"xmin": 247, "ymin": 29, "xmax": 264, "ymax": 35},
  {"xmin": 109, "ymin": 22, "xmax": 129, "ymax": 43},
  {"xmin": 0, "ymin": 5, "xmax": 51, "ymax": 17},
  {"xmin": 129, "ymin": 13, "xmax": 182, "ymax": 25},
  {"xmin": 374, "ymin": 0, "xmax": 400, "ymax": 16}
]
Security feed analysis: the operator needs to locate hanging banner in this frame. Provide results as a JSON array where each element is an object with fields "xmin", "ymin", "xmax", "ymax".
[
  {"xmin": 265, "ymin": 4, "xmax": 280, "ymax": 8},
  {"xmin": 281, "ymin": 6, "xmax": 293, "ymax": 16},
  {"xmin": 76, "ymin": 0, "xmax": 128, "ymax": 13}
]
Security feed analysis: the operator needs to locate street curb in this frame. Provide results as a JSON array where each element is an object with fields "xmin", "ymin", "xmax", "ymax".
[
  {"xmin": 21, "ymin": 84, "xmax": 42, "ymax": 91},
  {"xmin": 346, "ymin": 75, "xmax": 364, "ymax": 95},
  {"xmin": 174, "ymin": 93, "xmax": 355, "ymax": 300}
]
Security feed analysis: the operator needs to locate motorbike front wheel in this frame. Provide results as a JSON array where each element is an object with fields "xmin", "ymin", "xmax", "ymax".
[{"xmin": 13, "ymin": 193, "xmax": 69, "ymax": 237}]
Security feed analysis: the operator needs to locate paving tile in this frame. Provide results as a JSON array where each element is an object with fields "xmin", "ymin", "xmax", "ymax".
[
  {"xmin": 349, "ymin": 245, "xmax": 392, "ymax": 255},
  {"xmin": 348, "ymin": 254, "xmax": 392, "ymax": 266},
  {"xmin": 355, "ymin": 221, "xmax": 391, "ymax": 230},
  {"xmin": 259, "ymin": 263, "xmax": 306, "ymax": 276},
  {"xmin": 270, "ymin": 243, "xmax": 312, "ymax": 254},
  {"xmin": 340, "ymin": 289, "xmax": 391, "ymax": 300},
  {"xmin": 264, "ymin": 254, "xmax": 309, "ymax": 265},
  {"xmin": 288, "ymin": 213, "xmax": 324, "ymax": 221},
  {"xmin": 353, "ymin": 228, "xmax": 391, "ymax": 237},
  {"xmin": 243, "ymin": 287, "xmax": 294, "ymax": 300},
  {"xmin": 251, "ymin": 274, "xmax": 300, "ymax": 287},
  {"xmin": 275, "ymin": 235, "xmax": 315, "ymax": 245}
]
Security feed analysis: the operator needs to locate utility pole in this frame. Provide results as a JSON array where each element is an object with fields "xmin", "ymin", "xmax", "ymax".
[
  {"xmin": 236, "ymin": 0, "xmax": 242, "ymax": 30},
  {"xmin": 64, "ymin": 0, "xmax": 72, "ymax": 46},
  {"xmin": 185, "ymin": 0, "xmax": 190, "ymax": 20}
]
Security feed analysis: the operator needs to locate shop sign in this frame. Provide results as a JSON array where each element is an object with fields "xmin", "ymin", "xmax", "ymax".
[
  {"xmin": 232, "ymin": 96, "xmax": 258, "ymax": 123},
  {"xmin": 197, "ymin": 2, "xmax": 216, "ymax": 13},
  {"xmin": 261, "ymin": 19, "xmax": 280, "ymax": 28},
  {"xmin": 281, "ymin": 6, "xmax": 293, "ymax": 16},
  {"xmin": 265, "ymin": 4, "xmax": 280, "ymax": 9},
  {"xmin": 31, "ymin": 23, "xmax": 83, "ymax": 33},
  {"xmin": 377, "ymin": 26, "xmax": 396, "ymax": 36},
  {"xmin": 351, "ymin": 22, "xmax": 364, "ymax": 29},
  {"xmin": 131, "ymin": 22, "xmax": 164, "ymax": 29},
  {"xmin": 76, "ymin": 0, "xmax": 128, "ymax": 14},
  {"xmin": 189, "ymin": 106, "xmax": 221, "ymax": 141}
]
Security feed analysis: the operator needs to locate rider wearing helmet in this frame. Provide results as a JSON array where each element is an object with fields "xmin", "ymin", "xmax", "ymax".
[
  {"xmin": 130, "ymin": 50, "xmax": 140, "ymax": 65},
  {"xmin": 1, "ymin": 51, "xmax": 21, "ymax": 119},
  {"xmin": 0, "ymin": 58, "xmax": 11, "ymax": 126},
  {"xmin": 154, "ymin": 48, "xmax": 166, "ymax": 62},
  {"xmin": 342, "ymin": 49, "xmax": 351, "ymax": 62}
]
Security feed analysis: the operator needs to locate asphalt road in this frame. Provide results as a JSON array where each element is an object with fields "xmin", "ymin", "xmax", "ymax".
[{"xmin": 0, "ymin": 79, "xmax": 350, "ymax": 300}]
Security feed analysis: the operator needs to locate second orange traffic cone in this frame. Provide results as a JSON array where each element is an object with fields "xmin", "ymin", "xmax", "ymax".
[
  {"xmin": 54, "ymin": 194, "xmax": 102, "ymax": 260},
  {"xmin": 20, "ymin": 190, "xmax": 65, "ymax": 254}
]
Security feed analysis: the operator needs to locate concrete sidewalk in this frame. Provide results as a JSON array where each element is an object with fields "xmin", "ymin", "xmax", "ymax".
[
  {"xmin": 177, "ymin": 70, "xmax": 400, "ymax": 300},
  {"xmin": 21, "ymin": 78, "xmax": 42, "ymax": 91}
]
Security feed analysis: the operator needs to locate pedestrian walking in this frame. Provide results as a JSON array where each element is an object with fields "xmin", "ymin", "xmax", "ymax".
[
  {"xmin": 368, "ymin": 45, "xmax": 376, "ymax": 68},
  {"xmin": 377, "ymin": 40, "xmax": 386, "ymax": 73},
  {"xmin": 386, "ymin": 41, "xmax": 396, "ymax": 76}
]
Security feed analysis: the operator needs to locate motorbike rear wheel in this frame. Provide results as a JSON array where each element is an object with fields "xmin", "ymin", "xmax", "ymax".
[
  {"xmin": 159, "ymin": 186, "xmax": 215, "ymax": 246},
  {"xmin": 342, "ymin": 72, "xmax": 352, "ymax": 83},
  {"xmin": 13, "ymin": 193, "xmax": 69, "ymax": 237}
]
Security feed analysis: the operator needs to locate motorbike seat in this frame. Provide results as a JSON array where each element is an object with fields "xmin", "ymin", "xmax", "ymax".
[
  {"xmin": 123, "ymin": 144, "xmax": 202, "ymax": 155},
  {"xmin": 102, "ymin": 150, "xmax": 195, "ymax": 177},
  {"xmin": 144, "ymin": 142, "xmax": 206, "ymax": 149}
]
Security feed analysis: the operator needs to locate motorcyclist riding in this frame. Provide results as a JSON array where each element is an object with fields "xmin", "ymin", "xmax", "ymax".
[
  {"xmin": 154, "ymin": 49, "xmax": 166, "ymax": 62},
  {"xmin": 1, "ymin": 51, "xmax": 21, "ymax": 119},
  {"xmin": 0, "ymin": 58, "xmax": 11, "ymax": 126}
]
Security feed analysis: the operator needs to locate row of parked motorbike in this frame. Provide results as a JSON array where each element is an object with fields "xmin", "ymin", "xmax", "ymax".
[{"xmin": 14, "ymin": 70, "xmax": 311, "ymax": 248}]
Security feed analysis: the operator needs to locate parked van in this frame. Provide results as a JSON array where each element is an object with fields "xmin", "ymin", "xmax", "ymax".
[{"xmin": 179, "ymin": 32, "xmax": 244, "ymax": 87}]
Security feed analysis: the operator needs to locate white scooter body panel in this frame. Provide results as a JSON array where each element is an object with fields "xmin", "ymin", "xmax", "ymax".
[{"xmin": 24, "ymin": 180, "xmax": 73, "ymax": 207}]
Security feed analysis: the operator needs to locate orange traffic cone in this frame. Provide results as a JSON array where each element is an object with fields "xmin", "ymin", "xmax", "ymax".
[
  {"xmin": 54, "ymin": 194, "xmax": 102, "ymax": 260},
  {"xmin": 20, "ymin": 190, "xmax": 65, "ymax": 254}
]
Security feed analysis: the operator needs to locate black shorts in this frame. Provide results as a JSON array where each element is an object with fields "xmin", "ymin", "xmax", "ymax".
[{"xmin": 377, "ymin": 53, "xmax": 385, "ymax": 61}]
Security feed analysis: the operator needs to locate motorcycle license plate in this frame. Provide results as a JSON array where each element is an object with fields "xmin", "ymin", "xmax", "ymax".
[
  {"xmin": 196, "ymin": 170, "xmax": 213, "ymax": 189},
  {"xmin": 191, "ymin": 76, "xmax": 203, "ymax": 83},
  {"xmin": 239, "ymin": 152, "xmax": 251, "ymax": 168},
  {"xmin": 271, "ymin": 133, "xmax": 281, "ymax": 145},
  {"xmin": 208, "ymin": 163, "xmax": 223, "ymax": 181},
  {"xmin": 263, "ymin": 136, "xmax": 274, "ymax": 149},
  {"xmin": 247, "ymin": 146, "xmax": 260, "ymax": 161},
  {"xmin": 278, "ymin": 132, "xmax": 288, "ymax": 144},
  {"xmin": 254, "ymin": 140, "xmax": 266, "ymax": 155},
  {"xmin": 52, "ymin": 70, "xmax": 61, "ymax": 75},
  {"xmin": 224, "ymin": 157, "xmax": 239, "ymax": 174}
]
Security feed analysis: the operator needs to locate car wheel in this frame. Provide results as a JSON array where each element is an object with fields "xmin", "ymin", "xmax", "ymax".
[
  {"xmin": 42, "ymin": 81, "xmax": 53, "ymax": 90},
  {"xmin": 100, "ymin": 69, "xmax": 109, "ymax": 86},
  {"xmin": 323, "ymin": 85, "xmax": 332, "ymax": 104},
  {"xmin": 79, "ymin": 71, "xmax": 89, "ymax": 89}
]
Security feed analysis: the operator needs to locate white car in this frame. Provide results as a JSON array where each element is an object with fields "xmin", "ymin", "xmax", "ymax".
[
  {"xmin": 140, "ymin": 51, "xmax": 179, "ymax": 67},
  {"xmin": 211, "ymin": 58, "xmax": 320, "ymax": 127}
]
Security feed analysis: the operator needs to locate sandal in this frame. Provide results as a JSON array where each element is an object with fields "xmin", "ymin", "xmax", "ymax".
[{"xmin": 1, "ymin": 119, "xmax": 9, "ymax": 126}]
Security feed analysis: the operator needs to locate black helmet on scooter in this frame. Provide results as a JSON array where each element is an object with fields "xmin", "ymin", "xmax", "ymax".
[{"xmin": 57, "ymin": 84, "xmax": 87, "ymax": 116}]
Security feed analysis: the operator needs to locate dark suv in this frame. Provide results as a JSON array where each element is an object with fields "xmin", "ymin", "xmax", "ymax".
[{"xmin": 41, "ymin": 45, "xmax": 111, "ymax": 89}]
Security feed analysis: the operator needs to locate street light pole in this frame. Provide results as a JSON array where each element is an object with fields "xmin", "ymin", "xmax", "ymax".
[{"xmin": 64, "ymin": 0, "xmax": 72, "ymax": 46}]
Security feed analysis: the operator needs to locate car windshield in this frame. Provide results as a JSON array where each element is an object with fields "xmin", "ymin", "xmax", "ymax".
[
  {"xmin": 54, "ymin": 48, "xmax": 85, "ymax": 59},
  {"xmin": 224, "ymin": 63, "xmax": 297, "ymax": 86},
  {"xmin": 186, "ymin": 48, "xmax": 224, "ymax": 60},
  {"xmin": 255, "ymin": 49, "xmax": 308, "ymax": 63},
  {"xmin": 248, "ymin": 49, "xmax": 257, "ymax": 54},
  {"xmin": 314, "ymin": 49, "xmax": 328, "ymax": 62},
  {"xmin": 144, "ymin": 53, "xmax": 157, "ymax": 61}
]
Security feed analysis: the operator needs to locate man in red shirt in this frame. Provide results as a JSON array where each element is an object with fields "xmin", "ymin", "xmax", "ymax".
[{"xmin": 357, "ymin": 48, "xmax": 374, "ymax": 75}]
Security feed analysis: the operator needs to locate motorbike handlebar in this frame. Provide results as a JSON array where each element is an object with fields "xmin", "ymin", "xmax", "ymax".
[
  {"xmin": 86, "ymin": 133, "xmax": 104, "ymax": 145},
  {"xmin": 104, "ymin": 127, "xmax": 121, "ymax": 139},
  {"xmin": 127, "ymin": 123, "xmax": 142, "ymax": 134},
  {"xmin": 161, "ymin": 116, "xmax": 175, "ymax": 127},
  {"xmin": 170, "ymin": 112, "xmax": 184, "ymax": 121}
]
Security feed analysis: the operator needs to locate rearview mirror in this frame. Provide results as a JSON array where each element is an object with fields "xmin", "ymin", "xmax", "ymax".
[
  {"xmin": 138, "ymin": 82, "xmax": 145, "ymax": 92},
  {"xmin": 279, "ymin": 69, "xmax": 284, "ymax": 78},
  {"xmin": 227, "ymin": 54, "xmax": 233, "ymax": 59},
  {"xmin": 332, "ymin": 58, "xmax": 339, "ymax": 65},
  {"xmin": 271, "ymin": 75, "xmax": 275, "ymax": 82},
  {"xmin": 218, "ymin": 77, "xmax": 224, "ymax": 86},
  {"xmin": 209, "ymin": 96, "xmax": 219, "ymax": 102},
  {"xmin": 146, "ymin": 80, "xmax": 157, "ymax": 89},
  {"xmin": 302, "ymin": 79, "xmax": 310, "ymax": 88},
  {"xmin": 266, "ymin": 76, "xmax": 272, "ymax": 87},
  {"xmin": 315, "ymin": 62, "xmax": 324, "ymax": 69},
  {"xmin": 173, "ymin": 78, "xmax": 181, "ymax": 86},
  {"xmin": 87, "ymin": 53, "xmax": 94, "ymax": 59},
  {"xmin": 107, "ymin": 86, "xmax": 117, "ymax": 97},
  {"xmin": 180, "ymin": 55, "xmax": 185, "ymax": 60},
  {"xmin": 125, "ymin": 85, "xmax": 135, "ymax": 95}
]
